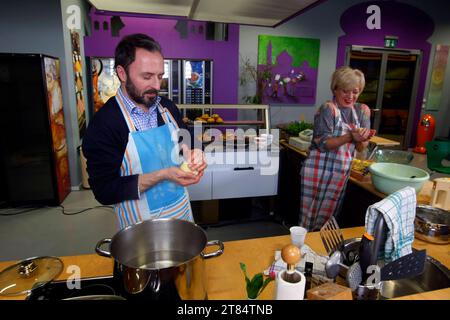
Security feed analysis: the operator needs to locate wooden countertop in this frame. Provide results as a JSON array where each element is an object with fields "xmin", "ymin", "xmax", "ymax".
[
  {"xmin": 369, "ymin": 136, "xmax": 401, "ymax": 147},
  {"xmin": 0, "ymin": 227, "xmax": 448, "ymax": 300},
  {"xmin": 280, "ymin": 140, "xmax": 441, "ymax": 204}
]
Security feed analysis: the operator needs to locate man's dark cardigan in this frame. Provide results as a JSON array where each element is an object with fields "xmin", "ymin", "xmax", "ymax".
[{"xmin": 82, "ymin": 96, "xmax": 186, "ymax": 205}]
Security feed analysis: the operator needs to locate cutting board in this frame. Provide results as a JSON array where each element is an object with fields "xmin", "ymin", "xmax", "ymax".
[
  {"xmin": 306, "ymin": 282, "xmax": 353, "ymax": 300},
  {"xmin": 350, "ymin": 169, "xmax": 371, "ymax": 182},
  {"xmin": 370, "ymin": 136, "xmax": 400, "ymax": 147}
]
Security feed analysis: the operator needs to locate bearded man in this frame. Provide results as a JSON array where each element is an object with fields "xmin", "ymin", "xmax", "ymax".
[{"xmin": 83, "ymin": 34, "xmax": 206, "ymax": 230}]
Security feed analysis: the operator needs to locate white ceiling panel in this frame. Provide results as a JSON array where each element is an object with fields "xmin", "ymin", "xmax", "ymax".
[
  {"xmin": 193, "ymin": 0, "xmax": 318, "ymax": 25},
  {"xmin": 89, "ymin": 0, "xmax": 322, "ymax": 27},
  {"xmin": 89, "ymin": 0, "xmax": 192, "ymax": 17}
]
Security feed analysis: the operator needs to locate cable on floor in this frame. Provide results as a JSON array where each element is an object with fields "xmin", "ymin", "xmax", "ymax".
[
  {"xmin": 59, "ymin": 205, "xmax": 114, "ymax": 216},
  {"xmin": 0, "ymin": 206, "xmax": 45, "ymax": 216},
  {"xmin": 0, "ymin": 205, "xmax": 114, "ymax": 216}
]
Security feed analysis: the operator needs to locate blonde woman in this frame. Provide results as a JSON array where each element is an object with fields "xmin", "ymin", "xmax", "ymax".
[{"xmin": 299, "ymin": 66, "xmax": 372, "ymax": 231}]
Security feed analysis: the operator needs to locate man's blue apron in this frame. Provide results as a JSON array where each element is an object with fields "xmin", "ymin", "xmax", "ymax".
[{"xmin": 114, "ymin": 94, "xmax": 193, "ymax": 230}]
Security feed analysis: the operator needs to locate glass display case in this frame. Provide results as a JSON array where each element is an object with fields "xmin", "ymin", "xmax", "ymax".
[
  {"xmin": 178, "ymin": 104, "xmax": 270, "ymax": 126},
  {"xmin": 178, "ymin": 104, "xmax": 271, "ymax": 147},
  {"xmin": 176, "ymin": 104, "xmax": 278, "ymax": 201}
]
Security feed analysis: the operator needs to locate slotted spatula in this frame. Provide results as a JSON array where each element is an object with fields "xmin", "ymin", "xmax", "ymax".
[
  {"xmin": 320, "ymin": 216, "xmax": 345, "ymax": 256},
  {"xmin": 380, "ymin": 249, "xmax": 427, "ymax": 281}
]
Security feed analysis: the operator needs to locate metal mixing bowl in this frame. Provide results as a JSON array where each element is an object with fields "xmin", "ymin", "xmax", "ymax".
[
  {"xmin": 415, "ymin": 205, "xmax": 450, "ymax": 244},
  {"xmin": 374, "ymin": 149, "xmax": 414, "ymax": 164}
]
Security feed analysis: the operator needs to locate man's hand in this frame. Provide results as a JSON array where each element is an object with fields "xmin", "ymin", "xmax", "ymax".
[
  {"xmin": 138, "ymin": 145, "xmax": 207, "ymax": 193},
  {"xmin": 138, "ymin": 166, "xmax": 204, "ymax": 193},
  {"xmin": 164, "ymin": 167, "xmax": 203, "ymax": 186},
  {"xmin": 181, "ymin": 144, "xmax": 207, "ymax": 175}
]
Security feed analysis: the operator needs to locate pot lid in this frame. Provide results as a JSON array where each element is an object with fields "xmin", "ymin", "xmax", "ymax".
[
  {"xmin": 0, "ymin": 256, "xmax": 63, "ymax": 296},
  {"xmin": 63, "ymin": 295, "xmax": 126, "ymax": 300}
]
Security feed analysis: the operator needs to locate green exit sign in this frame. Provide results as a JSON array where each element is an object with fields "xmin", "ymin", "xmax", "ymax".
[{"xmin": 384, "ymin": 36, "xmax": 398, "ymax": 48}]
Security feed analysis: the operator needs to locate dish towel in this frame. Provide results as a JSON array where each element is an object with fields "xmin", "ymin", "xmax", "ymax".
[{"xmin": 365, "ymin": 186, "xmax": 417, "ymax": 263}]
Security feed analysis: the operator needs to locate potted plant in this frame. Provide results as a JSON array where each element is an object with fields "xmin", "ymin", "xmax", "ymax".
[
  {"xmin": 239, "ymin": 262, "xmax": 274, "ymax": 300},
  {"xmin": 239, "ymin": 56, "xmax": 272, "ymax": 104}
]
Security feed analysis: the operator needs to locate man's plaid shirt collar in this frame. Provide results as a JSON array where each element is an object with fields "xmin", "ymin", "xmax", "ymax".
[{"xmin": 117, "ymin": 87, "xmax": 160, "ymax": 130}]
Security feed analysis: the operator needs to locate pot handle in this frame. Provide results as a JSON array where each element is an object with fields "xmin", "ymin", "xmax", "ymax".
[
  {"xmin": 149, "ymin": 270, "xmax": 161, "ymax": 293},
  {"xmin": 201, "ymin": 240, "xmax": 224, "ymax": 259},
  {"xmin": 95, "ymin": 238, "xmax": 112, "ymax": 258}
]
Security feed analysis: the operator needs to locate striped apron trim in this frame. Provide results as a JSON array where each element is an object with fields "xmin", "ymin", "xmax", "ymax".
[{"xmin": 113, "ymin": 94, "xmax": 193, "ymax": 230}]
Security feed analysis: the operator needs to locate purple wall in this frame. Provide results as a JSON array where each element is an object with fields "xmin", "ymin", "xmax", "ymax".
[
  {"xmin": 84, "ymin": 10, "xmax": 239, "ymax": 119},
  {"xmin": 336, "ymin": 1, "xmax": 434, "ymax": 147}
]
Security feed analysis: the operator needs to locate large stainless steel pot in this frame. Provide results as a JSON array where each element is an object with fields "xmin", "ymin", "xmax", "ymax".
[
  {"xmin": 414, "ymin": 205, "xmax": 450, "ymax": 244},
  {"xmin": 95, "ymin": 218, "xmax": 224, "ymax": 300}
]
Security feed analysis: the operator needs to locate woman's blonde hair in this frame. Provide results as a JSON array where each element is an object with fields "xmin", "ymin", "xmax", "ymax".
[{"xmin": 330, "ymin": 66, "xmax": 365, "ymax": 92}]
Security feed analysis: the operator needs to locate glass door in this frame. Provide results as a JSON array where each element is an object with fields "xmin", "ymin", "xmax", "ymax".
[
  {"xmin": 347, "ymin": 46, "xmax": 421, "ymax": 148},
  {"xmin": 347, "ymin": 50, "xmax": 383, "ymax": 129},
  {"xmin": 381, "ymin": 54, "xmax": 418, "ymax": 144}
]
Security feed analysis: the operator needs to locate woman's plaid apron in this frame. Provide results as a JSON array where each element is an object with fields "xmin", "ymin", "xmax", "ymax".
[{"xmin": 299, "ymin": 102, "xmax": 361, "ymax": 231}]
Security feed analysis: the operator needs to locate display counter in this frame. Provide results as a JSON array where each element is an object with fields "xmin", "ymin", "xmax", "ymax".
[{"xmin": 177, "ymin": 104, "xmax": 279, "ymax": 202}]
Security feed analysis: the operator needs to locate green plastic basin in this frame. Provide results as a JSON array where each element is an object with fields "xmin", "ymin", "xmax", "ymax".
[{"xmin": 368, "ymin": 163, "xmax": 430, "ymax": 195}]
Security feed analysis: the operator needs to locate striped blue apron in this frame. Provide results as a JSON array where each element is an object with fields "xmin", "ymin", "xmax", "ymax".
[{"xmin": 114, "ymin": 94, "xmax": 194, "ymax": 230}]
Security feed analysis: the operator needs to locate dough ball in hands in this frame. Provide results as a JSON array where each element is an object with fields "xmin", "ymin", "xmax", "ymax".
[{"xmin": 180, "ymin": 162, "xmax": 199, "ymax": 176}]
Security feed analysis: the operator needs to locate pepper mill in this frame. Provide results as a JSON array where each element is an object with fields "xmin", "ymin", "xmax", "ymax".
[{"xmin": 274, "ymin": 244, "xmax": 306, "ymax": 300}]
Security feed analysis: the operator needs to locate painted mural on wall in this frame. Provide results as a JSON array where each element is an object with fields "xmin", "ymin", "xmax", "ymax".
[
  {"xmin": 427, "ymin": 44, "xmax": 449, "ymax": 111},
  {"xmin": 91, "ymin": 57, "xmax": 120, "ymax": 113},
  {"xmin": 257, "ymin": 35, "xmax": 320, "ymax": 105},
  {"xmin": 43, "ymin": 57, "xmax": 71, "ymax": 203},
  {"xmin": 70, "ymin": 30, "xmax": 86, "ymax": 138}
]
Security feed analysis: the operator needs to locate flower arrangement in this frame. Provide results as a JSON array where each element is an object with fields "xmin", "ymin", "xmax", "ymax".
[{"xmin": 239, "ymin": 262, "xmax": 274, "ymax": 299}]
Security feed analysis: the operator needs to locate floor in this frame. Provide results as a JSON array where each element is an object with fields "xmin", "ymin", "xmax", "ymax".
[{"xmin": 0, "ymin": 190, "xmax": 289, "ymax": 262}]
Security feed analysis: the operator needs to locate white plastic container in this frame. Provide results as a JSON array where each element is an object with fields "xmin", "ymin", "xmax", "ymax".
[
  {"xmin": 431, "ymin": 177, "xmax": 450, "ymax": 211},
  {"xmin": 298, "ymin": 129, "xmax": 313, "ymax": 142}
]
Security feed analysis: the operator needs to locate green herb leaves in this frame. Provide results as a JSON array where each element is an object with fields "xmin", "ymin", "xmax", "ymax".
[
  {"xmin": 240, "ymin": 262, "xmax": 273, "ymax": 299},
  {"xmin": 286, "ymin": 121, "xmax": 314, "ymax": 136}
]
